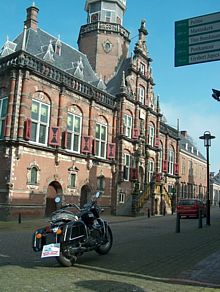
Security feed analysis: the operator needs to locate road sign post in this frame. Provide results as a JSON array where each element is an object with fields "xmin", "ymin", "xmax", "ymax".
[{"xmin": 175, "ymin": 12, "xmax": 220, "ymax": 67}]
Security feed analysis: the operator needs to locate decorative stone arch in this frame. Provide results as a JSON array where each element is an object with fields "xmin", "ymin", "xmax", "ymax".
[
  {"xmin": 80, "ymin": 184, "xmax": 92, "ymax": 208},
  {"xmin": 32, "ymin": 91, "xmax": 51, "ymax": 105},
  {"xmin": 45, "ymin": 180, "xmax": 63, "ymax": 217},
  {"xmin": 68, "ymin": 104, "xmax": 83, "ymax": 115}
]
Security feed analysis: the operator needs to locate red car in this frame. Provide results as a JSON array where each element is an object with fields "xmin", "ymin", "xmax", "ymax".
[{"xmin": 176, "ymin": 198, "xmax": 207, "ymax": 218}]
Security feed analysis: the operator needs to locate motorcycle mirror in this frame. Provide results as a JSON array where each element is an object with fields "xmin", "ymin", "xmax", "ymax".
[
  {"xmin": 95, "ymin": 191, "xmax": 102, "ymax": 198},
  {"xmin": 55, "ymin": 196, "xmax": 61, "ymax": 204}
]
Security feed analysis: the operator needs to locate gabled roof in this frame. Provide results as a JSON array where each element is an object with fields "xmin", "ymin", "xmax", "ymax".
[
  {"xmin": 1, "ymin": 27, "xmax": 100, "ymax": 86},
  {"xmin": 179, "ymin": 132, "xmax": 206, "ymax": 161},
  {"xmin": 106, "ymin": 57, "xmax": 131, "ymax": 95},
  {"xmin": 210, "ymin": 172, "xmax": 220, "ymax": 185}
]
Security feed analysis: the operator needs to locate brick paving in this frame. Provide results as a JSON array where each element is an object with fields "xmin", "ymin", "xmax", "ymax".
[{"xmin": 0, "ymin": 208, "xmax": 220, "ymax": 291}]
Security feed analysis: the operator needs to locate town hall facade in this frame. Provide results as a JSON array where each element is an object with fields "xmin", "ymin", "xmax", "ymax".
[{"xmin": 0, "ymin": 0, "xmax": 207, "ymax": 219}]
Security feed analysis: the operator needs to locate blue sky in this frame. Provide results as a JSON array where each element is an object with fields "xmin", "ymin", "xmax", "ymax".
[{"xmin": 1, "ymin": 0, "xmax": 220, "ymax": 172}]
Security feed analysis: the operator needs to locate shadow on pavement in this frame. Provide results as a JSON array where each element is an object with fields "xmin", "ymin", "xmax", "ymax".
[{"xmin": 75, "ymin": 280, "xmax": 145, "ymax": 291}]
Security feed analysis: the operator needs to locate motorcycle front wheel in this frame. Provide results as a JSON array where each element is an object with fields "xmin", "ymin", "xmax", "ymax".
[{"xmin": 95, "ymin": 225, "xmax": 113, "ymax": 255}]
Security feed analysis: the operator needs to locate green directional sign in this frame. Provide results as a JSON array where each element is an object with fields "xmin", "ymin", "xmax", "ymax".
[{"xmin": 175, "ymin": 12, "xmax": 220, "ymax": 67}]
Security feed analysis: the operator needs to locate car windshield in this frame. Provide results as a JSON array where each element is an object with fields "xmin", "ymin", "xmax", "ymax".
[{"xmin": 178, "ymin": 200, "xmax": 196, "ymax": 206}]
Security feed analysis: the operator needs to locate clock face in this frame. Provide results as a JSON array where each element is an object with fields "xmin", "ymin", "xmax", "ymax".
[
  {"xmin": 103, "ymin": 40, "xmax": 112, "ymax": 53},
  {"xmin": 91, "ymin": 13, "xmax": 98, "ymax": 22}
]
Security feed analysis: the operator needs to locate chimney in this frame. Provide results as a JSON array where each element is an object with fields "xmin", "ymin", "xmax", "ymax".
[{"xmin": 24, "ymin": 4, "xmax": 39, "ymax": 31}]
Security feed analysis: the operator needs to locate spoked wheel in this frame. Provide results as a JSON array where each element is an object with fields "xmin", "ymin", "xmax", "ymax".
[
  {"xmin": 95, "ymin": 225, "xmax": 113, "ymax": 255},
  {"xmin": 56, "ymin": 248, "xmax": 77, "ymax": 267}
]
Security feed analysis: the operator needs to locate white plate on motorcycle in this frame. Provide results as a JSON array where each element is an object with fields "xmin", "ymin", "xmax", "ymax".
[{"xmin": 41, "ymin": 243, "xmax": 60, "ymax": 258}]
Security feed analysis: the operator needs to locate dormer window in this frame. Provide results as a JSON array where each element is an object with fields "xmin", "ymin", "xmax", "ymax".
[
  {"xmin": 54, "ymin": 36, "xmax": 62, "ymax": 56},
  {"xmin": 0, "ymin": 38, "xmax": 17, "ymax": 58},
  {"xmin": 43, "ymin": 40, "xmax": 54, "ymax": 63}
]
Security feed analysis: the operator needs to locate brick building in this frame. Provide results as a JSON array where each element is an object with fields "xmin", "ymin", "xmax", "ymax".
[
  {"xmin": 179, "ymin": 131, "xmax": 207, "ymax": 200},
  {"xmin": 0, "ymin": 0, "xmax": 198, "ymax": 220}
]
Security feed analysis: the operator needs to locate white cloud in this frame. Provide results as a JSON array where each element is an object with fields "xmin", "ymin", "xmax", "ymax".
[{"xmin": 161, "ymin": 101, "xmax": 219, "ymax": 173}]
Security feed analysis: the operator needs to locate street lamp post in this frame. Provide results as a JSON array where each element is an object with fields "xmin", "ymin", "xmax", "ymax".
[{"xmin": 199, "ymin": 131, "xmax": 215, "ymax": 226}]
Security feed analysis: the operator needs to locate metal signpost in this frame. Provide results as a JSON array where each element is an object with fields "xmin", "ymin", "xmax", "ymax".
[{"xmin": 175, "ymin": 12, "xmax": 220, "ymax": 67}]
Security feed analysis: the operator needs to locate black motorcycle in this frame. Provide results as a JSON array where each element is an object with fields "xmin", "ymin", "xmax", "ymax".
[{"xmin": 32, "ymin": 192, "xmax": 113, "ymax": 267}]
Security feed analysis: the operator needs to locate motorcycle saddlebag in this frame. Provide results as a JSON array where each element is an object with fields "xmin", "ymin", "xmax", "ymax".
[{"xmin": 64, "ymin": 220, "xmax": 87, "ymax": 242}]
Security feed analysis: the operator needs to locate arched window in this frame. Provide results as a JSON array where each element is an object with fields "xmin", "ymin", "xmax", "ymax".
[
  {"xmin": 148, "ymin": 123, "xmax": 155, "ymax": 147},
  {"xmin": 67, "ymin": 112, "xmax": 82, "ymax": 153},
  {"xmin": 124, "ymin": 152, "xmax": 132, "ymax": 181},
  {"xmin": 168, "ymin": 147, "xmax": 175, "ymax": 175},
  {"xmin": 138, "ymin": 85, "xmax": 145, "ymax": 104},
  {"xmin": 95, "ymin": 122, "xmax": 107, "ymax": 158},
  {"xmin": 158, "ymin": 143, "xmax": 163, "ymax": 173},
  {"xmin": 124, "ymin": 113, "xmax": 132, "ymax": 138},
  {"xmin": 31, "ymin": 99, "xmax": 50, "ymax": 145},
  {"xmin": 147, "ymin": 159, "xmax": 154, "ymax": 183},
  {"xmin": 30, "ymin": 167, "xmax": 38, "ymax": 185},
  {"xmin": 0, "ymin": 96, "xmax": 8, "ymax": 139},
  {"xmin": 97, "ymin": 175, "xmax": 105, "ymax": 191}
]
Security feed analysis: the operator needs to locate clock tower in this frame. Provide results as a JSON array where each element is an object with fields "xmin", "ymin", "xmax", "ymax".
[{"xmin": 78, "ymin": 0, "xmax": 130, "ymax": 81}]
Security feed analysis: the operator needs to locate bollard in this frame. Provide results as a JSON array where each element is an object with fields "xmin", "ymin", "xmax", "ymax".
[
  {"xmin": 176, "ymin": 213, "xmax": 180, "ymax": 233},
  {"xmin": 198, "ymin": 209, "xmax": 203, "ymax": 229},
  {"xmin": 147, "ymin": 208, "xmax": 150, "ymax": 218},
  {"xmin": 18, "ymin": 213, "xmax": 21, "ymax": 224}
]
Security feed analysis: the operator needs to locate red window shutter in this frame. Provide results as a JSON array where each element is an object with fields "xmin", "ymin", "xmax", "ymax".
[
  {"xmin": 24, "ymin": 118, "xmax": 32, "ymax": 140},
  {"xmin": 3, "ymin": 116, "xmax": 8, "ymax": 137},
  {"xmin": 107, "ymin": 143, "xmax": 116, "ymax": 159},
  {"xmin": 92, "ymin": 139, "xmax": 96, "ymax": 155},
  {"xmin": 130, "ymin": 168, "xmax": 138, "ymax": 181},
  {"xmin": 81, "ymin": 136, "xmax": 92, "ymax": 153},
  {"xmin": 154, "ymin": 137, "xmax": 160, "ymax": 147},
  {"xmin": 48, "ymin": 126, "xmax": 60, "ymax": 146},
  {"xmin": 62, "ymin": 130, "xmax": 68, "ymax": 148},
  {"xmin": 132, "ymin": 128, "xmax": 139, "ymax": 139},
  {"xmin": 156, "ymin": 173, "xmax": 161, "ymax": 182},
  {"xmin": 162, "ymin": 160, "xmax": 168, "ymax": 172},
  {"xmin": 174, "ymin": 163, "xmax": 179, "ymax": 175}
]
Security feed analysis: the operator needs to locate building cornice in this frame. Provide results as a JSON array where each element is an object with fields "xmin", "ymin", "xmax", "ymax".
[{"xmin": 0, "ymin": 50, "xmax": 116, "ymax": 110}]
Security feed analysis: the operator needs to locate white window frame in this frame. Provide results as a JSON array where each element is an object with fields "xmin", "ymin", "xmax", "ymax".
[
  {"xmin": 168, "ymin": 148, "xmax": 175, "ymax": 175},
  {"xmin": 140, "ymin": 63, "xmax": 145, "ymax": 75},
  {"xmin": 148, "ymin": 124, "xmax": 155, "ymax": 147},
  {"xmin": 95, "ymin": 123, "xmax": 107, "ymax": 159},
  {"xmin": 139, "ymin": 85, "xmax": 145, "ymax": 104},
  {"xmin": 0, "ymin": 97, "xmax": 8, "ymax": 139},
  {"xmin": 124, "ymin": 153, "xmax": 131, "ymax": 181},
  {"xmin": 147, "ymin": 159, "xmax": 154, "ymax": 183},
  {"xmin": 69, "ymin": 173, "xmax": 76, "ymax": 188},
  {"xmin": 31, "ymin": 99, "xmax": 50, "ymax": 146},
  {"xmin": 158, "ymin": 149, "xmax": 163, "ymax": 173},
  {"xmin": 119, "ymin": 192, "xmax": 125, "ymax": 203},
  {"xmin": 102, "ymin": 9, "xmax": 114, "ymax": 22},
  {"xmin": 97, "ymin": 175, "xmax": 105, "ymax": 191},
  {"xmin": 66, "ymin": 112, "xmax": 82, "ymax": 153},
  {"xmin": 124, "ymin": 114, "xmax": 132, "ymax": 138}
]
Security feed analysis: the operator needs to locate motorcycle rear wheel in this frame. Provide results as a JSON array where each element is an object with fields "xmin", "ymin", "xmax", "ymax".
[
  {"xmin": 95, "ymin": 225, "xmax": 113, "ymax": 255},
  {"xmin": 56, "ymin": 251, "xmax": 77, "ymax": 267}
]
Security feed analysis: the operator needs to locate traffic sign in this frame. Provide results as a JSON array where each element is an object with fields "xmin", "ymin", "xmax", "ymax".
[{"xmin": 175, "ymin": 12, "xmax": 220, "ymax": 67}]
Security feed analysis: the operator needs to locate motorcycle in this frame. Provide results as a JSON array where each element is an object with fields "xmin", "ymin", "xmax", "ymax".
[{"xmin": 32, "ymin": 191, "xmax": 113, "ymax": 267}]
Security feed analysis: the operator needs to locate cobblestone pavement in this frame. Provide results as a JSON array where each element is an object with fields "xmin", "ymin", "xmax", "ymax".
[{"xmin": 0, "ymin": 208, "xmax": 220, "ymax": 291}]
